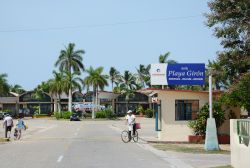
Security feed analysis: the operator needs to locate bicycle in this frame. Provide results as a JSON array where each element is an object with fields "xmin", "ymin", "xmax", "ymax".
[{"xmin": 121, "ymin": 129, "xmax": 139, "ymax": 143}]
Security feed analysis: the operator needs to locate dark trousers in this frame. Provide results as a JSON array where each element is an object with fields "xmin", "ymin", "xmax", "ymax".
[{"xmin": 128, "ymin": 124, "xmax": 136, "ymax": 140}]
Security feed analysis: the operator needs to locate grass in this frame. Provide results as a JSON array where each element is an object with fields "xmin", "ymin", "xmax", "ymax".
[
  {"xmin": 210, "ymin": 165, "xmax": 233, "ymax": 168},
  {"xmin": 152, "ymin": 143, "xmax": 230, "ymax": 154},
  {"xmin": 0, "ymin": 138, "xmax": 10, "ymax": 142}
]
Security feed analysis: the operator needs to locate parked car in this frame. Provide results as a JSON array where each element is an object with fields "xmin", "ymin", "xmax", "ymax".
[{"xmin": 70, "ymin": 113, "xmax": 80, "ymax": 121}]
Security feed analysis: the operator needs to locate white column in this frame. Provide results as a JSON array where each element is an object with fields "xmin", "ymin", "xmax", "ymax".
[{"xmin": 209, "ymin": 75, "xmax": 212, "ymax": 118}]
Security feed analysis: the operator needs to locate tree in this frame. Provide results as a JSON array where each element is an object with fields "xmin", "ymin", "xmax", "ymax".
[
  {"xmin": 136, "ymin": 64, "xmax": 151, "ymax": 88},
  {"xmin": 0, "ymin": 73, "xmax": 10, "ymax": 96},
  {"xmin": 159, "ymin": 52, "xmax": 177, "ymax": 64},
  {"xmin": 33, "ymin": 81, "xmax": 51, "ymax": 114},
  {"xmin": 49, "ymin": 71, "xmax": 65, "ymax": 113},
  {"xmin": 109, "ymin": 67, "xmax": 120, "ymax": 91},
  {"xmin": 55, "ymin": 43, "xmax": 85, "ymax": 112},
  {"xmin": 83, "ymin": 66, "xmax": 108, "ymax": 118},
  {"xmin": 206, "ymin": 0, "xmax": 250, "ymax": 113},
  {"xmin": 119, "ymin": 71, "xmax": 138, "ymax": 111},
  {"xmin": 10, "ymin": 84, "xmax": 26, "ymax": 94},
  {"xmin": 223, "ymin": 73, "xmax": 250, "ymax": 113},
  {"xmin": 158, "ymin": 52, "xmax": 177, "ymax": 89},
  {"xmin": 63, "ymin": 70, "xmax": 83, "ymax": 102}
]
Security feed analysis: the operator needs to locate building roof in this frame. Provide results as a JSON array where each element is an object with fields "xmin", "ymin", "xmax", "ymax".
[{"xmin": 137, "ymin": 88, "xmax": 222, "ymax": 96}]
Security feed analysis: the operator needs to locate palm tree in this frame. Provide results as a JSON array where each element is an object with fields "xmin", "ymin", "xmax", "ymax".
[
  {"xmin": 10, "ymin": 84, "xmax": 25, "ymax": 94},
  {"xmin": 136, "ymin": 64, "xmax": 151, "ymax": 88},
  {"xmin": 33, "ymin": 81, "xmax": 51, "ymax": 114},
  {"xmin": 55, "ymin": 43, "xmax": 85, "ymax": 112},
  {"xmin": 63, "ymin": 71, "xmax": 83, "ymax": 92},
  {"xmin": 159, "ymin": 51, "xmax": 177, "ymax": 64},
  {"xmin": 119, "ymin": 71, "xmax": 138, "ymax": 112},
  {"xmin": 49, "ymin": 71, "xmax": 65, "ymax": 113},
  {"xmin": 158, "ymin": 52, "xmax": 177, "ymax": 89},
  {"xmin": 83, "ymin": 66, "xmax": 108, "ymax": 119},
  {"xmin": 0, "ymin": 73, "xmax": 10, "ymax": 96},
  {"xmin": 109, "ymin": 67, "xmax": 120, "ymax": 91}
]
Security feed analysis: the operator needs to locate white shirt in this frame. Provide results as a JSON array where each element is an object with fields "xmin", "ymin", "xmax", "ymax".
[
  {"xmin": 4, "ymin": 116, "xmax": 13, "ymax": 127},
  {"xmin": 126, "ymin": 114, "xmax": 136, "ymax": 125}
]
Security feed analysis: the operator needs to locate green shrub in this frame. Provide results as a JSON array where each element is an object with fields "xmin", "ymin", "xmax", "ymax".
[
  {"xmin": 188, "ymin": 103, "xmax": 226, "ymax": 136},
  {"xmin": 136, "ymin": 105, "xmax": 145, "ymax": 115},
  {"xmin": 54, "ymin": 112, "xmax": 61, "ymax": 120},
  {"xmin": 145, "ymin": 108, "xmax": 153, "ymax": 118},
  {"xmin": 95, "ymin": 109, "xmax": 117, "ymax": 119},
  {"xmin": 96, "ymin": 111, "xmax": 106, "ymax": 118},
  {"xmin": 62, "ymin": 111, "xmax": 72, "ymax": 119}
]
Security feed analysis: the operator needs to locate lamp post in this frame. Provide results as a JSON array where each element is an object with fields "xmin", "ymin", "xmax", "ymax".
[{"xmin": 205, "ymin": 68, "xmax": 219, "ymax": 150}]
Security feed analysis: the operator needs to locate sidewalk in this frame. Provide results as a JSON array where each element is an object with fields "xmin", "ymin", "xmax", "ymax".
[{"xmin": 112, "ymin": 117, "xmax": 231, "ymax": 168}]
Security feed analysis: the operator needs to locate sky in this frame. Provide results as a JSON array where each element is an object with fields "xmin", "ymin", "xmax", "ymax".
[{"xmin": 0, "ymin": 0, "xmax": 222, "ymax": 91}]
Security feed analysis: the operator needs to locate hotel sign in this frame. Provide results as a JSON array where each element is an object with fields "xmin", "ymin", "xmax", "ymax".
[{"xmin": 150, "ymin": 63, "xmax": 205, "ymax": 85}]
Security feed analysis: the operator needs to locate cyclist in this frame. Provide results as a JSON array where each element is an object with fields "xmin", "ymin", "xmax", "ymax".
[
  {"xmin": 125, "ymin": 110, "xmax": 136, "ymax": 141},
  {"xmin": 15, "ymin": 116, "xmax": 26, "ymax": 139}
]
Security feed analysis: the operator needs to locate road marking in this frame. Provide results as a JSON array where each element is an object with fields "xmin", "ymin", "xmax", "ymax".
[
  {"xmin": 57, "ymin": 155, "xmax": 63, "ymax": 163},
  {"xmin": 38, "ymin": 125, "xmax": 57, "ymax": 133}
]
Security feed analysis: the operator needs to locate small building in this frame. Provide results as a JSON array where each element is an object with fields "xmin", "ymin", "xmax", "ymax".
[
  {"xmin": 0, "ymin": 92, "xmax": 19, "ymax": 115},
  {"xmin": 114, "ymin": 92, "xmax": 150, "ymax": 116},
  {"xmin": 139, "ymin": 88, "xmax": 241, "ymax": 142}
]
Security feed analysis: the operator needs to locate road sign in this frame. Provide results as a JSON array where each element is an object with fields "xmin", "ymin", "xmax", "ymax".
[{"xmin": 150, "ymin": 63, "xmax": 205, "ymax": 85}]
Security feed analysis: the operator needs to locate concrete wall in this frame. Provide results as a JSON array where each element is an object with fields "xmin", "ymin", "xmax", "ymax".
[
  {"xmin": 0, "ymin": 97, "xmax": 18, "ymax": 103},
  {"xmin": 158, "ymin": 91, "xmax": 209, "ymax": 141},
  {"xmin": 230, "ymin": 119, "xmax": 250, "ymax": 168},
  {"xmin": 218, "ymin": 107, "xmax": 241, "ymax": 135}
]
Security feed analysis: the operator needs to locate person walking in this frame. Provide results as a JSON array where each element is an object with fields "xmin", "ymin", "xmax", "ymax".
[
  {"xmin": 14, "ymin": 116, "xmax": 26, "ymax": 139},
  {"xmin": 125, "ymin": 110, "xmax": 136, "ymax": 141},
  {"xmin": 3, "ymin": 114, "xmax": 14, "ymax": 138}
]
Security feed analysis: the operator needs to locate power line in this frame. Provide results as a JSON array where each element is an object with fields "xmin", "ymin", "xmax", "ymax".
[{"xmin": 0, "ymin": 15, "xmax": 202, "ymax": 33}]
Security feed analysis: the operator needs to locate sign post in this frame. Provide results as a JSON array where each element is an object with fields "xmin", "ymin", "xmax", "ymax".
[{"xmin": 205, "ymin": 69, "xmax": 219, "ymax": 150}]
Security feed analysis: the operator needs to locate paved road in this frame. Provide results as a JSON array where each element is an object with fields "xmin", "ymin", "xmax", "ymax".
[{"xmin": 0, "ymin": 119, "xmax": 174, "ymax": 168}]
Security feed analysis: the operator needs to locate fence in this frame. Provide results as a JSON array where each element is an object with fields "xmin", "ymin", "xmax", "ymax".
[{"xmin": 237, "ymin": 119, "xmax": 250, "ymax": 144}]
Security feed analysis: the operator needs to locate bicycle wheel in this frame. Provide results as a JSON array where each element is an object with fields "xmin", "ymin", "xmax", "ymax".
[
  {"xmin": 132, "ymin": 130, "xmax": 138, "ymax": 142},
  {"xmin": 121, "ymin": 130, "xmax": 130, "ymax": 143}
]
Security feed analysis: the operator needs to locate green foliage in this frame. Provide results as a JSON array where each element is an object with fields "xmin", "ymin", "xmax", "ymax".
[
  {"xmin": 223, "ymin": 73, "xmax": 250, "ymax": 113},
  {"xmin": 2, "ymin": 109, "xmax": 12, "ymax": 113},
  {"xmin": 0, "ymin": 73, "xmax": 10, "ymax": 96},
  {"xmin": 62, "ymin": 111, "xmax": 72, "ymax": 119},
  {"xmin": 96, "ymin": 111, "xmax": 106, "ymax": 118},
  {"xmin": 206, "ymin": 0, "xmax": 250, "ymax": 107},
  {"xmin": 54, "ymin": 111, "xmax": 72, "ymax": 119},
  {"xmin": 145, "ymin": 108, "xmax": 154, "ymax": 118},
  {"xmin": 54, "ymin": 112, "xmax": 61, "ymax": 120},
  {"xmin": 136, "ymin": 105, "xmax": 145, "ymax": 115},
  {"xmin": 188, "ymin": 103, "xmax": 226, "ymax": 136},
  {"xmin": 95, "ymin": 109, "xmax": 117, "ymax": 119},
  {"xmin": 109, "ymin": 67, "xmax": 120, "ymax": 90}
]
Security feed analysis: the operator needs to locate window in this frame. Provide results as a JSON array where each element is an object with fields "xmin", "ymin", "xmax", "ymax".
[{"xmin": 175, "ymin": 100, "xmax": 199, "ymax": 121}]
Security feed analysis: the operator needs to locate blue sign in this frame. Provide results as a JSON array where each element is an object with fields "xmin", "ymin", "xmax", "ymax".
[{"xmin": 166, "ymin": 63, "xmax": 205, "ymax": 85}]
